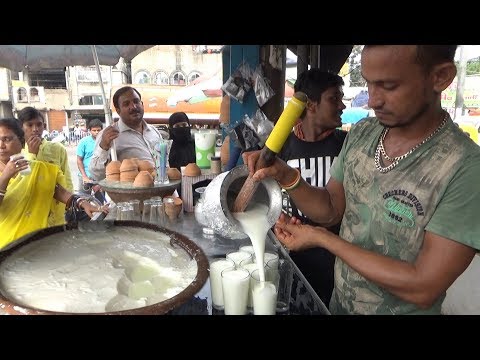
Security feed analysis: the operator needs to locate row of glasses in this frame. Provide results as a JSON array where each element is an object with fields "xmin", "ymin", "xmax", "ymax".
[
  {"xmin": 114, "ymin": 197, "xmax": 165, "ymax": 227},
  {"xmin": 210, "ymin": 256, "xmax": 291, "ymax": 315},
  {"xmin": 116, "ymin": 201, "xmax": 139, "ymax": 221},
  {"xmin": 209, "ymin": 247, "xmax": 293, "ymax": 315},
  {"xmin": 142, "ymin": 196, "xmax": 165, "ymax": 226}
]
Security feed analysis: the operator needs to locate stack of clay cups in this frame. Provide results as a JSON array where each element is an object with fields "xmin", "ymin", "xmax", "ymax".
[
  {"xmin": 120, "ymin": 159, "xmax": 139, "ymax": 183},
  {"xmin": 138, "ymin": 160, "xmax": 156, "ymax": 179},
  {"xmin": 106, "ymin": 160, "xmax": 121, "ymax": 182},
  {"xmin": 133, "ymin": 171, "xmax": 154, "ymax": 187},
  {"xmin": 167, "ymin": 167, "xmax": 182, "ymax": 181},
  {"xmin": 163, "ymin": 195, "xmax": 183, "ymax": 220}
]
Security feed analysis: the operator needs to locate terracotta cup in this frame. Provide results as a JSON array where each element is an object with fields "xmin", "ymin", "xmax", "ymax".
[{"xmin": 164, "ymin": 196, "xmax": 183, "ymax": 220}]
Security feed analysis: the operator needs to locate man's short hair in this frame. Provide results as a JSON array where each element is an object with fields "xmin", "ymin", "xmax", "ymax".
[
  {"xmin": 112, "ymin": 86, "xmax": 142, "ymax": 109},
  {"xmin": 17, "ymin": 106, "xmax": 45, "ymax": 124},
  {"xmin": 294, "ymin": 69, "xmax": 344, "ymax": 103},
  {"xmin": 88, "ymin": 118, "xmax": 103, "ymax": 130},
  {"xmin": 363, "ymin": 45, "xmax": 458, "ymax": 72}
]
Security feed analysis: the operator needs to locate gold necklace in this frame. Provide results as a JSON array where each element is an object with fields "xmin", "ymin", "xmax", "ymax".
[{"xmin": 375, "ymin": 112, "xmax": 448, "ymax": 174}]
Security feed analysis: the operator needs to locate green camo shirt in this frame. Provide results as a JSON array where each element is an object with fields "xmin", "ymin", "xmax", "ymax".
[{"xmin": 329, "ymin": 116, "xmax": 480, "ymax": 315}]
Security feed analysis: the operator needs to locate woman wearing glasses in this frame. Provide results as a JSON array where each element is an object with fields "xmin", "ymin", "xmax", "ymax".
[{"xmin": 0, "ymin": 118, "xmax": 105, "ymax": 249}]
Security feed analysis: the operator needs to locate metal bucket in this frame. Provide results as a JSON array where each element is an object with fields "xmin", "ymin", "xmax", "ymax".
[{"xmin": 201, "ymin": 164, "xmax": 283, "ymax": 239}]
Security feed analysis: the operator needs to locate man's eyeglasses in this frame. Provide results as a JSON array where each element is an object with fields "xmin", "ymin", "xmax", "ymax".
[{"xmin": 0, "ymin": 136, "xmax": 18, "ymax": 144}]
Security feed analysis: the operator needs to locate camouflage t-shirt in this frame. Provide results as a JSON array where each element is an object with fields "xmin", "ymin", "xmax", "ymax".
[{"xmin": 329, "ymin": 116, "xmax": 480, "ymax": 315}]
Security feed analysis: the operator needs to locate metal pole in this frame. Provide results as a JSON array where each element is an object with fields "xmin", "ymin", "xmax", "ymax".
[
  {"xmin": 91, "ymin": 45, "xmax": 117, "ymax": 161},
  {"xmin": 454, "ymin": 45, "xmax": 467, "ymax": 120}
]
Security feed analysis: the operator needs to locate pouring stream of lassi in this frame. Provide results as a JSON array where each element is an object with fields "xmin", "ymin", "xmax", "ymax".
[{"xmin": 233, "ymin": 203, "xmax": 270, "ymax": 282}]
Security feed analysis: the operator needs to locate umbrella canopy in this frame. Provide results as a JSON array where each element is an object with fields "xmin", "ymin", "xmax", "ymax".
[
  {"xmin": 0, "ymin": 45, "xmax": 155, "ymax": 161},
  {"xmin": 167, "ymin": 73, "xmax": 223, "ymax": 106},
  {"xmin": 0, "ymin": 45, "xmax": 154, "ymax": 72},
  {"xmin": 351, "ymin": 90, "xmax": 369, "ymax": 108}
]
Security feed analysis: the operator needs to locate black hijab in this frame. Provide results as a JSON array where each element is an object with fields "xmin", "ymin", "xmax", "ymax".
[{"xmin": 168, "ymin": 112, "xmax": 196, "ymax": 171}]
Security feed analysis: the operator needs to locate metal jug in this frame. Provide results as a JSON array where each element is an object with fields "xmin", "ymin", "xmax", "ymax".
[{"xmin": 200, "ymin": 165, "xmax": 283, "ymax": 239}]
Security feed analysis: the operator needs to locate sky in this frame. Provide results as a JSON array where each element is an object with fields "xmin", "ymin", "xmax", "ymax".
[
  {"xmin": 286, "ymin": 45, "xmax": 480, "ymax": 71},
  {"xmin": 456, "ymin": 45, "xmax": 479, "ymax": 61}
]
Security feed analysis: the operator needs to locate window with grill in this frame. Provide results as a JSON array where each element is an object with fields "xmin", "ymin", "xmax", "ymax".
[
  {"xmin": 17, "ymin": 88, "xmax": 27, "ymax": 102},
  {"xmin": 171, "ymin": 71, "xmax": 185, "ymax": 85}
]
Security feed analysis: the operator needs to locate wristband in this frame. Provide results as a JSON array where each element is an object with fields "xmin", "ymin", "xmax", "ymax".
[
  {"xmin": 76, "ymin": 197, "xmax": 88, "ymax": 209},
  {"xmin": 279, "ymin": 168, "xmax": 301, "ymax": 191}
]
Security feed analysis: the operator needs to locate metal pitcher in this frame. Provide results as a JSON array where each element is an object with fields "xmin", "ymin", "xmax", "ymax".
[{"xmin": 201, "ymin": 165, "xmax": 283, "ymax": 239}]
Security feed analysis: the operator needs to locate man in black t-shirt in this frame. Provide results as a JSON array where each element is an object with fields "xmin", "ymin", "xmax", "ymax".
[{"xmin": 277, "ymin": 69, "xmax": 348, "ymax": 308}]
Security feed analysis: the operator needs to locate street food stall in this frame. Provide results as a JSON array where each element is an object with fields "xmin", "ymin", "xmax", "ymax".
[
  {"xmin": 0, "ymin": 158, "xmax": 331, "ymax": 315},
  {"xmin": 0, "ymin": 44, "xmax": 353, "ymax": 315},
  {"xmin": 0, "ymin": 174, "xmax": 329, "ymax": 315}
]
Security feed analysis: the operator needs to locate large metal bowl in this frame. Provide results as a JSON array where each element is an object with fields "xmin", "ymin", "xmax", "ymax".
[
  {"xmin": 0, "ymin": 221, "xmax": 209, "ymax": 315},
  {"xmin": 98, "ymin": 179, "xmax": 181, "ymax": 204}
]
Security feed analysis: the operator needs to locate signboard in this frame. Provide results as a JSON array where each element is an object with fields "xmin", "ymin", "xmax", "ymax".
[{"xmin": 442, "ymin": 76, "xmax": 480, "ymax": 109}]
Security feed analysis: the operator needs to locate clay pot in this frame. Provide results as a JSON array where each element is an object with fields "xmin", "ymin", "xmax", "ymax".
[
  {"xmin": 106, "ymin": 173, "xmax": 121, "ymax": 182},
  {"xmin": 138, "ymin": 160, "xmax": 154, "ymax": 172},
  {"xmin": 120, "ymin": 159, "xmax": 139, "ymax": 183},
  {"xmin": 120, "ymin": 158, "xmax": 138, "ymax": 172},
  {"xmin": 130, "ymin": 158, "xmax": 140, "ymax": 167},
  {"xmin": 133, "ymin": 171, "xmax": 154, "ymax": 187},
  {"xmin": 106, "ymin": 161, "xmax": 121, "ymax": 182},
  {"xmin": 164, "ymin": 196, "xmax": 183, "ymax": 220},
  {"xmin": 120, "ymin": 169, "xmax": 139, "ymax": 183},
  {"xmin": 184, "ymin": 163, "xmax": 201, "ymax": 177},
  {"xmin": 167, "ymin": 167, "xmax": 182, "ymax": 180},
  {"xmin": 106, "ymin": 160, "xmax": 121, "ymax": 175},
  {"xmin": 138, "ymin": 160, "xmax": 156, "ymax": 180}
]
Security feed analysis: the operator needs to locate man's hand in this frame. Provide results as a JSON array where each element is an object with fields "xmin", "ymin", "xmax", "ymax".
[
  {"xmin": 274, "ymin": 212, "xmax": 328, "ymax": 252},
  {"xmin": 242, "ymin": 149, "xmax": 292, "ymax": 184},
  {"xmin": 99, "ymin": 125, "xmax": 119, "ymax": 151},
  {"xmin": 27, "ymin": 136, "xmax": 42, "ymax": 155}
]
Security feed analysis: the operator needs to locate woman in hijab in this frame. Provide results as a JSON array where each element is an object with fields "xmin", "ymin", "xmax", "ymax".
[{"xmin": 168, "ymin": 112, "xmax": 196, "ymax": 171}]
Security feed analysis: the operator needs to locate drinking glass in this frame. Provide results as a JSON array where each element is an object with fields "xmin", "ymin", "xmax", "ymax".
[
  {"xmin": 149, "ymin": 201, "xmax": 165, "ymax": 227},
  {"xmin": 209, "ymin": 258, "xmax": 235, "ymax": 311},
  {"xmin": 266, "ymin": 258, "xmax": 293, "ymax": 313},
  {"xmin": 251, "ymin": 268, "xmax": 277, "ymax": 315},
  {"xmin": 119, "ymin": 203, "xmax": 134, "ymax": 221},
  {"xmin": 239, "ymin": 258, "xmax": 264, "ymax": 313},
  {"xmin": 221, "ymin": 267, "xmax": 250, "ymax": 315},
  {"xmin": 226, "ymin": 250, "xmax": 252, "ymax": 269},
  {"xmin": 128, "ymin": 199, "xmax": 141, "ymax": 221},
  {"xmin": 141, "ymin": 199, "xmax": 153, "ymax": 223}
]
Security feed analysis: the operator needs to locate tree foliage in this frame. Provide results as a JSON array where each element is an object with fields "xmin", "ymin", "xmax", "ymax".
[
  {"xmin": 349, "ymin": 45, "xmax": 365, "ymax": 87},
  {"xmin": 466, "ymin": 57, "xmax": 480, "ymax": 75}
]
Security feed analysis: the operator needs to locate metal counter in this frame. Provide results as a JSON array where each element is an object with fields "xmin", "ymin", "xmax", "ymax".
[{"xmin": 161, "ymin": 212, "xmax": 330, "ymax": 315}]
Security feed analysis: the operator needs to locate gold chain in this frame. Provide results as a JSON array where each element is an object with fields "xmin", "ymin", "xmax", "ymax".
[{"xmin": 375, "ymin": 112, "xmax": 448, "ymax": 174}]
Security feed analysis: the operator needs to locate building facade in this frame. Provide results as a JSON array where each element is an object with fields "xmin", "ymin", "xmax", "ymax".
[{"xmin": 0, "ymin": 45, "xmax": 222, "ymax": 132}]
